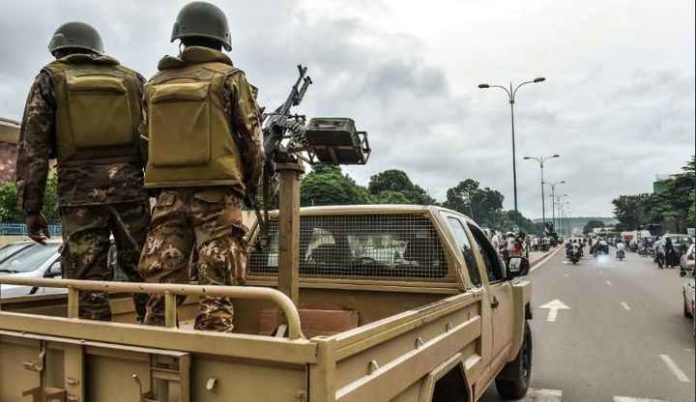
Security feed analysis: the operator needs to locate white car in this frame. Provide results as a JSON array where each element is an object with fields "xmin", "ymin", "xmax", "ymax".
[
  {"xmin": 0, "ymin": 240, "xmax": 63, "ymax": 298},
  {"xmin": 680, "ymin": 244, "xmax": 695, "ymax": 276},
  {"xmin": 683, "ymin": 271, "xmax": 695, "ymax": 319}
]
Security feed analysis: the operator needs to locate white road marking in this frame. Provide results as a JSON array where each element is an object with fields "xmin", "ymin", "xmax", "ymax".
[
  {"xmin": 539, "ymin": 299, "xmax": 570, "ymax": 322},
  {"xmin": 606, "ymin": 280, "xmax": 612, "ymax": 286},
  {"xmin": 563, "ymin": 273, "xmax": 569, "ymax": 278},
  {"xmin": 520, "ymin": 388, "xmax": 563, "ymax": 401},
  {"xmin": 621, "ymin": 302, "xmax": 631, "ymax": 311},
  {"xmin": 659, "ymin": 354, "xmax": 691, "ymax": 383},
  {"xmin": 614, "ymin": 397, "xmax": 668, "ymax": 402}
]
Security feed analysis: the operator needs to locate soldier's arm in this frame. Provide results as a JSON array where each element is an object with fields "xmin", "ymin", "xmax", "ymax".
[
  {"xmin": 135, "ymin": 73, "xmax": 149, "ymax": 166},
  {"xmin": 15, "ymin": 71, "xmax": 55, "ymax": 214},
  {"xmin": 225, "ymin": 72, "xmax": 264, "ymax": 195}
]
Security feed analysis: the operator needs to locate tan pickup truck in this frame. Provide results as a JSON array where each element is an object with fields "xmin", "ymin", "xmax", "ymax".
[{"xmin": 0, "ymin": 205, "xmax": 532, "ymax": 402}]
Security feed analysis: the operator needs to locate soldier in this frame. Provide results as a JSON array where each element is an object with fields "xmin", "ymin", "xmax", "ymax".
[
  {"xmin": 15, "ymin": 22, "xmax": 150, "ymax": 321},
  {"xmin": 138, "ymin": 1, "xmax": 264, "ymax": 332}
]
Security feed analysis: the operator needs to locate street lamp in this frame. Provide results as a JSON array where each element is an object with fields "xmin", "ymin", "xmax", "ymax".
[
  {"xmin": 545, "ymin": 180, "xmax": 565, "ymax": 232},
  {"xmin": 478, "ymin": 77, "xmax": 546, "ymax": 229},
  {"xmin": 523, "ymin": 154, "xmax": 559, "ymax": 232}
]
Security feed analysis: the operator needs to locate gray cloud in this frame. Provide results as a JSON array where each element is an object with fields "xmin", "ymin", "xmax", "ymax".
[{"xmin": 0, "ymin": 0, "xmax": 693, "ymax": 219}]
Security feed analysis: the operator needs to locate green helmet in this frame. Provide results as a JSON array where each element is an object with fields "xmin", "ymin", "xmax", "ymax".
[
  {"xmin": 48, "ymin": 22, "xmax": 104, "ymax": 56},
  {"xmin": 171, "ymin": 2, "xmax": 232, "ymax": 51}
]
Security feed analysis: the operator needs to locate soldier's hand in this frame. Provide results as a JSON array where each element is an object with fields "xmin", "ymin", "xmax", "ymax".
[{"xmin": 26, "ymin": 213, "xmax": 50, "ymax": 245}]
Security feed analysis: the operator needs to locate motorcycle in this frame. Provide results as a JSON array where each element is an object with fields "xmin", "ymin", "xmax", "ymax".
[
  {"xmin": 567, "ymin": 244, "xmax": 581, "ymax": 265},
  {"xmin": 616, "ymin": 242, "xmax": 626, "ymax": 261}
]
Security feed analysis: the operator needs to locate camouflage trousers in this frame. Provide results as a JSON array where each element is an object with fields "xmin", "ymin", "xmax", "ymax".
[
  {"xmin": 137, "ymin": 188, "xmax": 247, "ymax": 332},
  {"xmin": 60, "ymin": 201, "xmax": 150, "ymax": 321}
]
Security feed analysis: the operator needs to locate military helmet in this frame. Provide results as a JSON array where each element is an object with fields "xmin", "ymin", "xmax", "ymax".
[
  {"xmin": 171, "ymin": 2, "xmax": 232, "ymax": 51},
  {"xmin": 48, "ymin": 22, "xmax": 104, "ymax": 55}
]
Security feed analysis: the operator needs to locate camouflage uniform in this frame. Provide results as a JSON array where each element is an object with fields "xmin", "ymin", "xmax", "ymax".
[
  {"xmin": 15, "ymin": 55, "xmax": 150, "ymax": 321},
  {"xmin": 138, "ymin": 47, "xmax": 264, "ymax": 332}
]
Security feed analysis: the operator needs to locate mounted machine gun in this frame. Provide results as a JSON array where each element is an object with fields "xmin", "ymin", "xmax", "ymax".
[{"xmin": 257, "ymin": 65, "xmax": 371, "ymax": 304}]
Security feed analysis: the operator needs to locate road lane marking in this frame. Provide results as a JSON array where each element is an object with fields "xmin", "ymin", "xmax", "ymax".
[
  {"xmin": 659, "ymin": 354, "xmax": 691, "ymax": 383},
  {"xmin": 614, "ymin": 397, "xmax": 668, "ymax": 402},
  {"xmin": 563, "ymin": 273, "xmax": 569, "ymax": 278},
  {"xmin": 621, "ymin": 302, "xmax": 631, "ymax": 311},
  {"xmin": 540, "ymin": 299, "xmax": 570, "ymax": 322},
  {"xmin": 522, "ymin": 388, "xmax": 562, "ymax": 401},
  {"xmin": 606, "ymin": 280, "xmax": 612, "ymax": 286}
]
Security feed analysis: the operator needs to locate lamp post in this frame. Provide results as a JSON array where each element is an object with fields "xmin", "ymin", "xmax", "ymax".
[
  {"xmin": 559, "ymin": 196, "xmax": 570, "ymax": 235},
  {"xmin": 478, "ymin": 77, "xmax": 546, "ymax": 229},
  {"xmin": 545, "ymin": 180, "xmax": 565, "ymax": 232},
  {"xmin": 523, "ymin": 154, "xmax": 559, "ymax": 232}
]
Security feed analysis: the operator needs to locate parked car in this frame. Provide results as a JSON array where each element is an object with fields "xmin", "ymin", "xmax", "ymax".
[
  {"xmin": 0, "ymin": 240, "xmax": 63, "ymax": 298},
  {"xmin": 682, "ymin": 270, "xmax": 695, "ymax": 319},
  {"xmin": 680, "ymin": 244, "xmax": 695, "ymax": 276}
]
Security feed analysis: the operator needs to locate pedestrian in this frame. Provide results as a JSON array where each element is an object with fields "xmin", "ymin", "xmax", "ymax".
[
  {"xmin": 15, "ymin": 22, "xmax": 150, "ymax": 321},
  {"xmin": 664, "ymin": 237, "xmax": 678, "ymax": 268},
  {"xmin": 137, "ymin": 1, "xmax": 264, "ymax": 332}
]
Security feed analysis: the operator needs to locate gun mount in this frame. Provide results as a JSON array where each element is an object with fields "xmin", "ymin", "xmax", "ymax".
[{"xmin": 258, "ymin": 65, "xmax": 371, "ymax": 305}]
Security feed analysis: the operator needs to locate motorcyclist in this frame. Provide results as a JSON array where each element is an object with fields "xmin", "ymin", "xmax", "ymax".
[{"xmin": 616, "ymin": 241, "xmax": 626, "ymax": 260}]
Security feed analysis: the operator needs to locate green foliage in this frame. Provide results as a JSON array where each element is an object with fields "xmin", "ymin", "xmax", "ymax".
[
  {"xmin": 367, "ymin": 169, "xmax": 436, "ymax": 205},
  {"xmin": 583, "ymin": 219, "xmax": 605, "ymax": 234},
  {"xmin": 442, "ymin": 179, "xmax": 504, "ymax": 228},
  {"xmin": 300, "ymin": 164, "xmax": 370, "ymax": 207},
  {"xmin": 612, "ymin": 156, "xmax": 695, "ymax": 232},
  {"xmin": 0, "ymin": 171, "xmax": 60, "ymax": 224}
]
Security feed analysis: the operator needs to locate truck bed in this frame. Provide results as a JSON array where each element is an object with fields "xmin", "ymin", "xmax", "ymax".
[{"xmin": 0, "ymin": 278, "xmax": 481, "ymax": 402}]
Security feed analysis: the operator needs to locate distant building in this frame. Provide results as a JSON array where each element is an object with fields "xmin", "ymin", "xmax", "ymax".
[
  {"xmin": 652, "ymin": 174, "xmax": 674, "ymax": 194},
  {"xmin": 0, "ymin": 118, "xmax": 20, "ymax": 184}
]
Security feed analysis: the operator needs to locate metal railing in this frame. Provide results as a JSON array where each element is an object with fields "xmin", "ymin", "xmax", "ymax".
[
  {"xmin": 0, "ymin": 223, "xmax": 62, "ymax": 236},
  {"xmin": 0, "ymin": 277, "xmax": 303, "ymax": 340}
]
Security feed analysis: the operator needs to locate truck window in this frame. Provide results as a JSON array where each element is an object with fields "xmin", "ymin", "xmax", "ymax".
[
  {"xmin": 249, "ymin": 214, "xmax": 448, "ymax": 279},
  {"xmin": 445, "ymin": 217, "xmax": 482, "ymax": 287},
  {"xmin": 467, "ymin": 224, "xmax": 506, "ymax": 283}
]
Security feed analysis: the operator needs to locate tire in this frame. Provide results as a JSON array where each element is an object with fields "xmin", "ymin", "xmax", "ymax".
[{"xmin": 496, "ymin": 323, "xmax": 532, "ymax": 399}]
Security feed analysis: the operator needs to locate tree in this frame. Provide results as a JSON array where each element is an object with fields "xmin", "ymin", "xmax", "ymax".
[
  {"xmin": 0, "ymin": 171, "xmax": 59, "ymax": 224},
  {"xmin": 367, "ymin": 169, "xmax": 435, "ymax": 205},
  {"xmin": 301, "ymin": 164, "xmax": 370, "ymax": 206},
  {"xmin": 583, "ymin": 220, "xmax": 605, "ymax": 234},
  {"xmin": 442, "ymin": 179, "xmax": 504, "ymax": 228},
  {"xmin": 612, "ymin": 194, "xmax": 648, "ymax": 230}
]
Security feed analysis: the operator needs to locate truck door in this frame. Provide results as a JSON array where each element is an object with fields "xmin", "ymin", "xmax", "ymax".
[{"xmin": 467, "ymin": 224, "xmax": 514, "ymax": 373}]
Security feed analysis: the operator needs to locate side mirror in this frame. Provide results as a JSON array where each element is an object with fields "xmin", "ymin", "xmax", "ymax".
[
  {"xmin": 46, "ymin": 261, "xmax": 61, "ymax": 278},
  {"xmin": 680, "ymin": 270, "xmax": 687, "ymax": 278},
  {"xmin": 507, "ymin": 256, "xmax": 530, "ymax": 278}
]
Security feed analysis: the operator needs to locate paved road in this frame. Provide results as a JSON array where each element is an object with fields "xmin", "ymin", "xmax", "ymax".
[{"xmin": 482, "ymin": 247, "xmax": 695, "ymax": 402}]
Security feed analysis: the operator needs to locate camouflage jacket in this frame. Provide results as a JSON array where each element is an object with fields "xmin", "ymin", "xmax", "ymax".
[
  {"xmin": 15, "ymin": 56, "xmax": 148, "ymax": 212},
  {"xmin": 141, "ymin": 48, "xmax": 265, "ymax": 196}
]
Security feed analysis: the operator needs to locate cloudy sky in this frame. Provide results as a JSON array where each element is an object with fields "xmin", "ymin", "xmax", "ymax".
[{"xmin": 0, "ymin": 0, "xmax": 693, "ymax": 218}]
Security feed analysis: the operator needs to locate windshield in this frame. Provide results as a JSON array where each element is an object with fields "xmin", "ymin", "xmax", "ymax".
[
  {"xmin": 0, "ymin": 243, "xmax": 60, "ymax": 274},
  {"xmin": 0, "ymin": 243, "xmax": 33, "ymax": 264}
]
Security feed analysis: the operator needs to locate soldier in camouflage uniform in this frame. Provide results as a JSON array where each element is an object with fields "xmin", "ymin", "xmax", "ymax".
[
  {"xmin": 15, "ymin": 22, "xmax": 149, "ymax": 321},
  {"xmin": 138, "ymin": 1, "xmax": 264, "ymax": 332}
]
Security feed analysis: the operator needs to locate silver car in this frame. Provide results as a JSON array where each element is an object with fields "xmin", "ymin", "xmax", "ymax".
[{"xmin": 0, "ymin": 240, "xmax": 63, "ymax": 298}]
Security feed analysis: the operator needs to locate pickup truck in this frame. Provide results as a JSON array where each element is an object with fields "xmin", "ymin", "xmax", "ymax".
[{"xmin": 0, "ymin": 205, "xmax": 532, "ymax": 402}]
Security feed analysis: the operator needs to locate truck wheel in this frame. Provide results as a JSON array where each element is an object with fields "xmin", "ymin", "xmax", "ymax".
[{"xmin": 495, "ymin": 323, "xmax": 532, "ymax": 399}]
